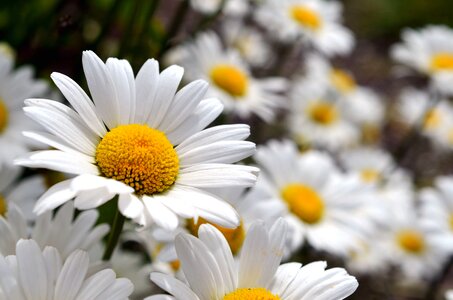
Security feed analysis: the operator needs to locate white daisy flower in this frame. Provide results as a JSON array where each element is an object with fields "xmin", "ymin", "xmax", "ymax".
[
  {"xmin": 0, "ymin": 164, "xmax": 46, "ymax": 220},
  {"xmin": 254, "ymin": 140, "xmax": 373, "ymax": 257},
  {"xmin": 0, "ymin": 201, "xmax": 109, "ymax": 258},
  {"xmin": 420, "ymin": 176, "xmax": 453, "ymax": 239},
  {"xmin": 0, "ymin": 239, "xmax": 133, "ymax": 299},
  {"xmin": 397, "ymin": 87, "xmax": 453, "ymax": 148},
  {"xmin": 384, "ymin": 201, "xmax": 453, "ymax": 280},
  {"xmin": 16, "ymin": 50, "xmax": 259, "ymax": 230},
  {"xmin": 0, "ymin": 51, "xmax": 48, "ymax": 167},
  {"xmin": 170, "ymin": 31, "xmax": 287, "ymax": 122},
  {"xmin": 222, "ymin": 20, "xmax": 273, "ymax": 68},
  {"xmin": 147, "ymin": 219, "xmax": 358, "ymax": 300},
  {"xmin": 391, "ymin": 25, "xmax": 453, "ymax": 95},
  {"xmin": 446, "ymin": 290, "xmax": 453, "ymax": 300},
  {"xmin": 289, "ymin": 77, "xmax": 359, "ymax": 150},
  {"xmin": 255, "ymin": 0, "xmax": 354, "ymax": 56},
  {"xmin": 304, "ymin": 54, "xmax": 385, "ymax": 133}
]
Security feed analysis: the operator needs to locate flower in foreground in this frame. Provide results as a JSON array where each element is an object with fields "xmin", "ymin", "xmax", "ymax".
[
  {"xmin": 0, "ymin": 239, "xmax": 133, "ymax": 299},
  {"xmin": 16, "ymin": 50, "xmax": 258, "ymax": 230},
  {"xmin": 147, "ymin": 219, "xmax": 358, "ymax": 300}
]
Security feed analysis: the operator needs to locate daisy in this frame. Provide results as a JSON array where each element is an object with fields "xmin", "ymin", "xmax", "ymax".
[
  {"xmin": 255, "ymin": 0, "xmax": 354, "ymax": 56},
  {"xmin": 0, "ymin": 164, "xmax": 46, "ymax": 220},
  {"xmin": 420, "ymin": 176, "xmax": 453, "ymax": 239},
  {"xmin": 169, "ymin": 31, "xmax": 287, "ymax": 122},
  {"xmin": 0, "ymin": 239, "xmax": 133, "ymax": 299},
  {"xmin": 16, "ymin": 50, "xmax": 259, "ymax": 230},
  {"xmin": 383, "ymin": 200, "xmax": 453, "ymax": 280},
  {"xmin": 396, "ymin": 87, "xmax": 453, "ymax": 148},
  {"xmin": 0, "ymin": 201, "xmax": 109, "ymax": 258},
  {"xmin": 222, "ymin": 20, "xmax": 273, "ymax": 68},
  {"xmin": 391, "ymin": 25, "xmax": 453, "ymax": 95},
  {"xmin": 147, "ymin": 219, "xmax": 358, "ymax": 300},
  {"xmin": 289, "ymin": 77, "xmax": 359, "ymax": 150},
  {"xmin": 0, "ymin": 51, "xmax": 48, "ymax": 167},
  {"xmin": 254, "ymin": 140, "xmax": 373, "ymax": 257}
]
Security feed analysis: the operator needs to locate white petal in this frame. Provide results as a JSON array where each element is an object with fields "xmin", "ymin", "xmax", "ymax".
[
  {"xmin": 134, "ymin": 59, "xmax": 160, "ymax": 124},
  {"xmin": 142, "ymin": 196, "xmax": 179, "ymax": 230},
  {"xmin": 150, "ymin": 273, "xmax": 199, "ymax": 300},
  {"xmin": 82, "ymin": 50, "xmax": 119, "ymax": 129},
  {"xmin": 34, "ymin": 179, "xmax": 77, "ymax": 215},
  {"xmin": 50, "ymin": 72, "xmax": 107, "ymax": 137},
  {"xmin": 118, "ymin": 193, "xmax": 144, "ymax": 219},
  {"xmin": 54, "ymin": 249, "xmax": 89, "ymax": 300},
  {"xmin": 75, "ymin": 269, "xmax": 116, "ymax": 300}
]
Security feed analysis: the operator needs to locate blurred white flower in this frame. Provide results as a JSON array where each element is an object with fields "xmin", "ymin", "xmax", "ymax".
[
  {"xmin": 391, "ymin": 25, "xmax": 453, "ymax": 96},
  {"xmin": 0, "ymin": 51, "xmax": 48, "ymax": 168},
  {"xmin": 255, "ymin": 0, "xmax": 354, "ymax": 56},
  {"xmin": 171, "ymin": 31, "xmax": 287, "ymax": 122}
]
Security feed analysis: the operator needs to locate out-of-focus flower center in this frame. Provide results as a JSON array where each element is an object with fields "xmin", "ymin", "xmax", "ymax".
[
  {"xmin": 0, "ymin": 99, "xmax": 8, "ymax": 133},
  {"xmin": 397, "ymin": 230, "xmax": 425, "ymax": 254},
  {"xmin": 187, "ymin": 217, "xmax": 245, "ymax": 255},
  {"xmin": 210, "ymin": 64, "xmax": 248, "ymax": 97},
  {"xmin": 423, "ymin": 108, "xmax": 441, "ymax": 129},
  {"xmin": 330, "ymin": 69, "xmax": 356, "ymax": 93},
  {"xmin": 290, "ymin": 5, "xmax": 321, "ymax": 30},
  {"xmin": 360, "ymin": 168, "xmax": 380, "ymax": 183},
  {"xmin": 430, "ymin": 53, "xmax": 453, "ymax": 71},
  {"xmin": 308, "ymin": 102, "xmax": 338, "ymax": 125},
  {"xmin": 95, "ymin": 124, "xmax": 179, "ymax": 195},
  {"xmin": 449, "ymin": 215, "xmax": 453, "ymax": 231},
  {"xmin": 281, "ymin": 183, "xmax": 325, "ymax": 224},
  {"xmin": 0, "ymin": 194, "xmax": 6, "ymax": 216},
  {"xmin": 223, "ymin": 288, "xmax": 280, "ymax": 300}
]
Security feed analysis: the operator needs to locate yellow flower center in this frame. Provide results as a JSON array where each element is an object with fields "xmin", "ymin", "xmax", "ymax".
[
  {"xmin": 0, "ymin": 194, "xmax": 6, "ymax": 216},
  {"xmin": 95, "ymin": 124, "xmax": 179, "ymax": 195},
  {"xmin": 449, "ymin": 214, "xmax": 453, "ymax": 231},
  {"xmin": 169, "ymin": 260, "xmax": 181, "ymax": 271},
  {"xmin": 187, "ymin": 217, "xmax": 245, "ymax": 255},
  {"xmin": 430, "ymin": 53, "xmax": 453, "ymax": 71},
  {"xmin": 281, "ymin": 183, "xmax": 325, "ymax": 224},
  {"xmin": 330, "ymin": 69, "xmax": 356, "ymax": 93},
  {"xmin": 0, "ymin": 99, "xmax": 8, "ymax": 133},
  {"xmin": 223, "ymin": 288, "xmax": 280, "ymax": 300},
  {"xmin": 210, "ymin": 64, "xmax": 248, "ymax": 97},
  {"xmin": 423, "ymin": 108, "xmax": 441, "ymax": 129},
  {"xmin": 308, "ymin": 102, "xmax": 338, "ymax": 125},
  {"xmin": 360, "ymin": 168, "xmax": 380, "ymax": 183},
  {"xmin": 397, "ymin": 230, "xmax": 425, "ymax": 254},
  {"xmin": 290, "ymin": 5, "xmax": 321, "ymax": 30}
]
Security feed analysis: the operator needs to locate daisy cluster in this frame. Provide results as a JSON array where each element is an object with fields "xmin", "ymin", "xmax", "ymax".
[{"xmin": 1, "ymin": 0, "xmax": 453, "ymax": 299}]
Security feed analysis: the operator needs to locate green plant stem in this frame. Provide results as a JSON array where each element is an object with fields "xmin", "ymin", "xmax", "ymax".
[
  {"xmin": 102, "ymin": 196, "xmax": 126, "ymax": 261},
  {"xmin": 133, "ymin": 0, "xmax": 160, "ymax": 56},
  {"xmin": 117, "ymin": 0, "xmax": 142, "ymax": 58},
  {"xmin": 156, "ymin": 0, "xmax": 189, "ymax": 59}
]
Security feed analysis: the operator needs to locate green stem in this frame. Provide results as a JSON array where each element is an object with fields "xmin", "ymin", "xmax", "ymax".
[
  {"xmin": 102, "ymin": 196, "xmax": 126, "ymax": 261},
  {"xmin": 117, "ymin": 0, "xmax": 142, "ymax": 58},
  {"xmin": 156, "ymin": 0, "xmax": 189, "ymax": 59}
]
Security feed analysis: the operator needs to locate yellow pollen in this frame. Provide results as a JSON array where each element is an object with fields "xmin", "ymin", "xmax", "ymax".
[
  {"xmin": 423, "ymin": 109, "xmax": 441, "ymax": 129},
  {"xmin": 0, "ymin": 194, "xmax": 6, "ymax": 216},
  {"xmin": 308, "ymin": 102, "xmax": 338, "ymax": 125},
  {"xmin": 290, "ymin": 5, "xmax": 321, "ymax": 30},
  {"xmin": 360, "ymin": 168, "xmax": 380, "ymax": 183},
  {"xmin": 330, "ymin": 69, "xmax": 356, "ymax": 93},
  {"xmin": 223, "ymin": 288, "xmax": 280, "ymax": 300},
  {"xmin": 397, "ymin": 230, "xmax": 425, "ymax": 254},
  {"xmin": 0, "ymin": 99, "xmax": 8, "ymax": 133},
  {"xmin": 281, "ymin": 183, "xmax": 325, "ymax": 224},
  {"xmin": 187, "ymin": 217, "xmax": 245, "ymax": 255},
  {"xmin": 210, "ymin": 64, "xmax": 248, "ymax": 97},
  {"xmin": 95, "ymin": 124, "xmax": 179, "ymax": 195},
  {"xmin": 169, "ymin": 260, "xmax": 181, "ymax": 271},
  {"xmin": 430, "ymin": 53, "xmax": 453, "ymax": 71}
]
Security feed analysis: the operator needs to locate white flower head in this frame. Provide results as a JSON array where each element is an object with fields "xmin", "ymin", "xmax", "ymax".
[
  {"xmin": 16, "ymin": 50, "xmax": 259, "ymax": 230},
  {"xmin": 169, "ymin": 31, "xmax": 287, "ymax": 123},
  {"xmin": 255, "ymin": 0, "xmax": 354, "ymax": 56},
  {"xmin": 254, "ymin": 140, "xmax": 374, "ymax": 257},
  {"xmin": 0, "ymin": 239, "xmax": 133, "ymax": 299},
  {"xmin": 148, "ymin": 219, "xmax": 358, "ymax": 300},
  {"xmin": 391, "ymin": 25, "xmax": 453, "ymax": 95},
  {"xmin": 0, "ymin": 51, "xmax": 48, "ymax": 167}
]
